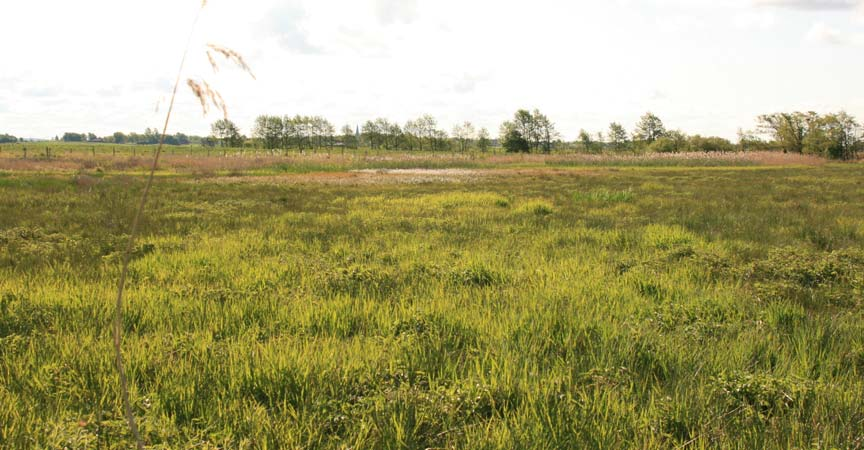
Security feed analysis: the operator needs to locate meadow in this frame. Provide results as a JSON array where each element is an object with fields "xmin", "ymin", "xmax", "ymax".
[{"xmin": 1, "ymin": 151, "xmax": 863, "ymax": 448}]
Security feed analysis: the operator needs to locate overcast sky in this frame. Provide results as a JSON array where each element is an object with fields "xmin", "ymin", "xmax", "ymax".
[{"xmin": 1, "ymin": 0, "xmax": 863, "ymax": 140}]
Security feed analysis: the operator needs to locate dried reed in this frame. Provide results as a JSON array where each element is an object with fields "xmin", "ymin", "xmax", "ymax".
[{"xmin": 110, "ymin": 2, "xmax": 253, "ymax": 447}]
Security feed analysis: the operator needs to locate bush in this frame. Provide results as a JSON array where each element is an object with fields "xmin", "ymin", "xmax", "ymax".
[
  {"xmin": 689, "ymin": 135, "xmax": 735, "ymax": 153},
  {"xmin": 713, "ymin": 372, "xmax": 814, "ymax": 419}
]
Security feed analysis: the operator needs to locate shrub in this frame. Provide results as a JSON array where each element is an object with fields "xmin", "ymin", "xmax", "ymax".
[{"xmin": 713, "ymin": 372, "xmax": 814, "ymax": 419}]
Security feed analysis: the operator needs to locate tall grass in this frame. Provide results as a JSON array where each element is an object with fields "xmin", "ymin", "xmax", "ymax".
[
  {"xmin": 1, "ymin": 165, "xmax": 863, "ymax": 447},
  {"xmin": 108, "ymin": 2, "xmax": 253, "ymax": 446}
]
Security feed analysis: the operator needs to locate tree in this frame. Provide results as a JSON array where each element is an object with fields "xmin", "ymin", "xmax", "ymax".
[
  {"xmin": 210, "ymin": 118, "xmax": 241, "ymax": 147},
  {"xmin": 373, "ymin": 118, "xmax": 401, "ymax": 150},
  {"xmin": 112, "ymin": 132, "xmax": 127, "ymax": 144},
  {"xmin": 341, "ymin": 125, "xmax": 358, "ymax": 149},
  {"xmin": 757, "ymin": 112, "xmax": 810, "ymax": 154},
  {"xmin": 803, "ymin": 112, "xmax": 861, "ymax": 160},
  {"xmin": 452, "ymin": 121, "xmax": 476, "ymax": 152},
  {"xmin": 608, "ymin": 122, "xmax": 629, "ymax": 151},
  {"xmin": 500, "ymin": 109, "xmax": 558, "ymax": 153},
  {"xmin": 477, "ymin": 128, "xmax": 491, "ymax": 153},
  {"xmin": 649, "ymin": 130, "xmax": 689, "ymax": 153},
  {"xmin": 0, "ymin": 134, "xmax": 18, "ymax": 144},
  {"xmin": 532, "ymin": 110, "xmax": 559, "ymax": 152},
  {"xmin": 578, "ymin": 129, "xmax": 596, "ymax": 153},
  {"xmin": 737, "ymin": 128, "xmax": 766, "ymax": 152},
  {"xmin": 634, "ymin": 112, "xmax": 666, "ymax": 144},
  {"xmin": 62, "ymin": 132, "xmax": 84, "ymax": 142},
  {"xmin": 142, "ymin": 127, "xmax": 160, "ymax": 145},
  {"xmin": 418, "ymin": 115, "xmax": 443, "ymax": 150},
  {"xmin": 252, "ymin": 115, "xmax": 283, "ymax": 150},
  {"xmin": 689, "ymin": 135, "xmax": 735, "ymax": 153},
  {"xmin": 362, "ymin": 120, "xmax": 383, "ymax": 149},
  {"xmin": 403, "ymin": 120, "xmax": 422, "ymax": 150},
  {"xmin": 174, "ymin": 133, "xmax": 191, "ymax": 146},
  {"xmin": 501, "ymin": 128, "xmax": 530, "ymax": 153}
]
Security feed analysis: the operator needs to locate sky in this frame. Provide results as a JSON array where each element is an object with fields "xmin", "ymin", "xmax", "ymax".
[{"xmin": 1, "ymin": 0, "xmax": 863, "ymax": 140}]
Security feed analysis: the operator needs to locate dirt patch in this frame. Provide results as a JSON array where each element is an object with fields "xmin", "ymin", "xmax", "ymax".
[{"xmin": 201, "ymin": 169, "xmax": 483, "ymax": 186}]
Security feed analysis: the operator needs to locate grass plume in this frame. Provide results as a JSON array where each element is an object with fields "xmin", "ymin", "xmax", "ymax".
[{"xmin": 110, "ymin": 2, "xmax": 252, "ymax": 447}]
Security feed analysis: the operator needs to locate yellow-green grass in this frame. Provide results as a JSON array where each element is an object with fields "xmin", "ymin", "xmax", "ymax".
[{"xmin": 1, "ymin": 164, "xmax": 863, "ymax": 448}]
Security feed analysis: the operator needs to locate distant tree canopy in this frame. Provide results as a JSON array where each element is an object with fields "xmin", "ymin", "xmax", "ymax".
[
  {"xmin": 634, "ymin": 112, "xmax": 666, "ymax": 144},
  {"xmin": 499, "ymin": 109, "xmax": 559, "ymax": 153},
  {"xmin": 608, "ymin": 122, "xmax": 629, "ymax": 151},
  {"xmin": 11, "ymin": 109, "xmax": 861, "ymax": 160},
  {"xmin": 210, "ymin": 119, "xmax": 243, "ymax": 148},
  {"xmin": 62, "ymin": 132, "xmax": 85, "ymax": 142},
  {"xmin": 252, "ymin": 115, "xmax": 336, "ymax": 151},
  {"xmin": 477, "ymin": 128, "xmax": 491, "ymax": 153},
  {"xmin": 758, "ymin": 111, "xmax": 861, "ymax": 160},
  {"xmin": 501, "ymin": 128, "xmax": 530, "ymax": 153}
]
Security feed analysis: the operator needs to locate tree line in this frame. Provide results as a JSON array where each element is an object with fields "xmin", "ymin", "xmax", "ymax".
[
  {"xmin": 249, "ymin": 114, "xmax": 491, "ymax": 153},
  {"xmin": 7, "ymin": 109, "xmax": 861, "ymax": 160},
  {"xmin": 56, "ymin": 129, "xmax": 204, "ymax": 146}
]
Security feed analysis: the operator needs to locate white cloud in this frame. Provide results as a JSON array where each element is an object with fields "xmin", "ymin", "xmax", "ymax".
[
  {"xmin": 754, "ymin": 0, "xmax": 861, "ymax": 10},
  {"xmin": 374, "ymin": 0, "xmax": 418, "ymax": 25},
  {"xmin": 735, "ymin": 11, "xmax": 778, "ymax": 29},
  {"xmin": 805, "ymin": 21, "xmax": 864, "ymax": 43}
]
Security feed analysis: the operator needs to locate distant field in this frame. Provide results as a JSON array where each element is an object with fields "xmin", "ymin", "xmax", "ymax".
[
  {"xmin": 1, "ymin": 158, "xmax": 863, "ymax": 448},
  {"xmin": 0, "ymin": 142, "xmax": 828, "ymax": 175}
]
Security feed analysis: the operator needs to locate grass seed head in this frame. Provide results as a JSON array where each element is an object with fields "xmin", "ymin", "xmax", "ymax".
[{"xmin": 207, "ymin": 43, "xmax": 256, "ymax": 80}]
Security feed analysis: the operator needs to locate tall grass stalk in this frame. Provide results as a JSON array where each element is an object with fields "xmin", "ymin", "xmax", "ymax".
[{"xmin": 112, "ymin": 5, "xmax": 205, "ymax": 448}]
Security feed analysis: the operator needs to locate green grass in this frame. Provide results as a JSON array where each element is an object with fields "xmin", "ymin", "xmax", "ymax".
[{"xmin": 1, "ymin": 164, "xmax": 863, "ymax": 448}]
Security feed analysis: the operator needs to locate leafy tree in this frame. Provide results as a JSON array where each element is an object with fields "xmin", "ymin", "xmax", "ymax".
[
  {"xmin": 803, "ymin": 112, "xmax": 861, "ymax": 160},
  {"xmin": 142, "ymin": 127, "xmax": 160, "ymax": 145},
  {"xmin": 737, "ymin": 128, "xmax": 766, "ymax": 152},
  {"xmin": 634, "ymin": 112, "xmax": 666, "ymax": 144},
  {"xmin": 501, "ymin": 128, "xmax": 530, "ymax": 153},
  {"xmin": 757, "ymin": 112, "xmax": 810, "ymax": 154},
  {"xmin": 341, "ymin": 125, "xmax": 358, "ymax": 149},
  {"xmin": 648, "ymin": 130, "xmax": 689, "ymax": 153},
  {"xmin": 477, "ymin": 128, "xmax": 491, "ymax": 153},
  {"xmin": 689, "ymin": 135, "xmax": 735, "ymax": 153},
  {"xmin": 578, "ymin": 129, "xmax": 595, "ymax": 153},
  {"xmin": 174, "ymin": 133, "xmax": 191, "ymax": 146},
  {"xmin": 500, "ymin": 109, "xmax": 558, "ymax": 153},
  {"xmin": 452, "ymin": 121, "xmax": 476, "ymax": 152},
  {"xmin": 403, "ymin": 120, "xmax": 422, "ymax": 150},
  {"xmin": 252, "ymin": 115, "xmax": 283, "ymax": 150},
  {"xmin": 210, "ymin": 119, "xmax": 242, "ymax": 147},
  {"xmin": 0, "ymin": 134, "xmax": 17, "ymax": 144},
  {"xmin": 608, "ymin": 122, "xmax": 629, "ymax": 151},
  {"xmin": 112, "ymin": 132, "xmax": 126, "ymax": 144},
  {"xmin": 533, "ymin": 111, "xmax": 559, "ymax": 153},
  {"xmin": 62, "ymin": 132, "xmax": 84, "ymax": 142},
  {"xmin": 362, "ymin": 120, "xmax": 383, "ymax": 149}
]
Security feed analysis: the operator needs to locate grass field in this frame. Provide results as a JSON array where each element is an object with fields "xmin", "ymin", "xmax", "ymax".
[{"xmin": 1, "ymin": 154, "xmax": 863, "ymax": 448}]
